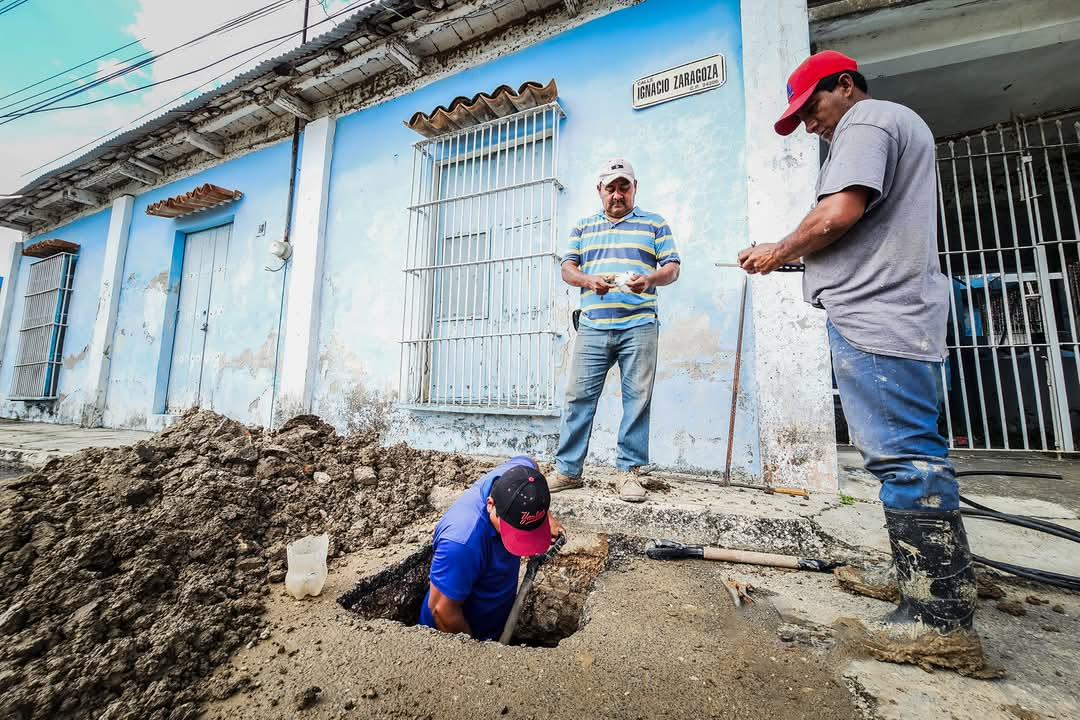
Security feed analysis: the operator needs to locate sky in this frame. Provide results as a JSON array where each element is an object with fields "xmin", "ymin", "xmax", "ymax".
[{"xmin": 0, "ymin": 0, "xmax": 355, "ymax": 247}]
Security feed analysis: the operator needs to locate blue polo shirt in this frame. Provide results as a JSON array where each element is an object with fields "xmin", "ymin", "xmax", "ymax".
[
  {"xmin": 418, "ymin": 456, "xmax": 536, "ymax": 641},
  {"xmin": 563, "ymin": 206, "xmax": 680, "ymax": 330}
]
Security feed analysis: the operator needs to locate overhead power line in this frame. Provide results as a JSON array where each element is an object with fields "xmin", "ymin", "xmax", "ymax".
[
  {"xmin": 15, "ymin": 0, "xmax": 354, "ymax": 178},
  {"xmin": 0, "ymin": 0, "xmax": 31, "ymax": 19},
  {"xmin": 19, "ymin": 35, "xmax": 299, "ymax": 180},
  {"xmin": 0, "ymin": 0, "xmax": 306, "ymax": 121},
  {"xmin": 0, "ymin": 38, "xmax": 145, "ymax": 107}
]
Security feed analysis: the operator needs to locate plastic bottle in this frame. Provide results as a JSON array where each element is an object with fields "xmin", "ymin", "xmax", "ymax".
[{"xmin": 285, "ymin": 533, "xmax": 329, "ymax": 599}]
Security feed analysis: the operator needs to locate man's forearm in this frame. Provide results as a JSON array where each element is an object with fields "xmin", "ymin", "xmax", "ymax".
[
  {"xmin": 647, "ymin": 262, "xmax": 680, "ymax": 287},
  {"xmin": 561, "ymin": 261, "xmax": 591, "ymax": 289},
  {"xmin": 775, "ymin": 189, "xmax": 870, "ymax": 262}
]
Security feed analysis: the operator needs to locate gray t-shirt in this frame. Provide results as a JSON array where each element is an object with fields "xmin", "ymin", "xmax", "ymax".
[{"xmin": 803, "ymin": 99, "xmax": 950, "ymax": 361}]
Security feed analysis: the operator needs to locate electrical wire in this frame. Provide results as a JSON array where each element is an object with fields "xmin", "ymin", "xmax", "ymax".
[
  {"xmin": 18, "ymin": 34, "xmax": 297, "ymax": 179},
  {"xmin": 0, "ymin": 0, "xmax": 30, "ymax": 18},
  {"xmin": 0, "ymin": 0, "xmax": 305, "ymax": 121},
  {"xmin": 0, "ymin": 38, "xmax": 144, "ymax": 106},
  {"xmin": 954, "ymin": 471, "xmax": 1080, "ymax": 590},
  {"xmin": 0, "ymin": 0, "xmax": 382, "ymax": 123}
]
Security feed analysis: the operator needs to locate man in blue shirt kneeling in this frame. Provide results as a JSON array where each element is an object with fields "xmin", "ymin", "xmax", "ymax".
[{"xmin": 419, "ymin": 457, "xmax": 563, "ymax": 641}]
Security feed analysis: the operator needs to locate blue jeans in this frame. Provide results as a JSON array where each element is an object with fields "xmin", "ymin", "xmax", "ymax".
[
  {"xmin": 828, "ymin": 321, "xmax": 959, "ymax": 511},
  {"xmin": 556, "ymin": 323, "xmax": 658, "ymax": 477}
]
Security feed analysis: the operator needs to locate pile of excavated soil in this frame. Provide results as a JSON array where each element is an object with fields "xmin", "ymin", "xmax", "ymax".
[{"xmin": 0, "ymin": 410, "xmax": 492, "ymax": 720}]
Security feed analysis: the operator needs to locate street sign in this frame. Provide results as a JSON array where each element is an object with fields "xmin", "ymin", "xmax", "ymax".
[{"xmin": 632, "ymin": 54, "xmax": 726, "ymax": 110}]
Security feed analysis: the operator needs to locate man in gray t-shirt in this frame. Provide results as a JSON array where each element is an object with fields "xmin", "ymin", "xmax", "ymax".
[{"xmin": 737, "ymin": 51, "xmax": 996, "ymax": 677}]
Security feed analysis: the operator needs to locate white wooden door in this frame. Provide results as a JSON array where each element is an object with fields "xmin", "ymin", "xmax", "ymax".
[{"xmin": 166, "ymin": 224, "xmax": 231, "ymax": 412}]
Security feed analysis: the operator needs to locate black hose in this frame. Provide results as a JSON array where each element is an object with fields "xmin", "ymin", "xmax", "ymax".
[
  {"xmin": 960, "ymin": 506, "xmax": 1080, "ymax": 543},
  {"xmin": 956, "ymin": 470, "xmax": 1063, "ymax": 480},
  {"xmin": 956, "ymin": 475, "xmax": 1080, "ymax": 591}
]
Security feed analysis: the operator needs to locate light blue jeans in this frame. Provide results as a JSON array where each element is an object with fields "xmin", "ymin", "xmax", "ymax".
[
  {"xmin": 555, "ymin": 323, "xmax": 659, "ymax": 478},
  {"xmin": 828, "ymin": 320, "xmax": 959, "ymax": 511}
]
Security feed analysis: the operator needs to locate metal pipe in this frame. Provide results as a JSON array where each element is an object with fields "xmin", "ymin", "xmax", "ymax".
[{"xmin": 724, "ymin": 274, "xmax": 749, "ymax": 485}]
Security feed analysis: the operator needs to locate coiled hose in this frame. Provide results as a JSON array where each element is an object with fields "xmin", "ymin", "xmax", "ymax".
[{"xmin": 957, "ymin": 470, "xmax": 1080, "ymax": 591}]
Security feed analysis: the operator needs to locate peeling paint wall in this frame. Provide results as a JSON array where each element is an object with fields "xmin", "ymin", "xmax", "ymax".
[
  {"xmin": 0, "ymin": 210, "xmax": 110, "ymax": 423},
  {"xmin": 101, "ymin": 140, "xmax": 294, "ymax": 429},
  {"xmin": 317, "ymin": 0, "xmax": 759, "ymax": 476}
]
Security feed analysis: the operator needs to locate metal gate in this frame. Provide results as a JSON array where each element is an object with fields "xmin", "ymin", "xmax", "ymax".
[
  {"xmin": 166, "ymin": 223, "xmax": 231, "ymax": 412},
  {"xmin": 936, "ymin": 111, "xmax": 1080, "ymax": 451}
]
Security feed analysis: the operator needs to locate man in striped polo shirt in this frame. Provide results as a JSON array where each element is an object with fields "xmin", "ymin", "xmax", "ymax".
[{"xmin": 550, "ymin": 158, "xmax": 681, "ymax": 502}]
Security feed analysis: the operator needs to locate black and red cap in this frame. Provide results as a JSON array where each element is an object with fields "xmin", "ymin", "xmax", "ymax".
[{"xmin": 489, "ymin": 464, "xmax": 551, "ymax": 557}]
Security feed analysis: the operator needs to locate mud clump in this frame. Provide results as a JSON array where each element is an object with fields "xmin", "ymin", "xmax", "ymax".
[{"xmin": 0, "ymin": 410, "xmax": 491, "ymax": 720}]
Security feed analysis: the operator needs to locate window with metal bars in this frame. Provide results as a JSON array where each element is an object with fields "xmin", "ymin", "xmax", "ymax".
[
  {"xmin": 400, "ymin": 102, "xmax": 565, "ymax": 411},
  {"xmin": 10, "ymin": 252, "xmax": 78, "ymax": 401}
]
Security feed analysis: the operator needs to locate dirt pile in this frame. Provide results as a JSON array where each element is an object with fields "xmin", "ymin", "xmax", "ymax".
[{"xmin": 0, "ymin": 410, "xmax": 492, "ymax": 720}]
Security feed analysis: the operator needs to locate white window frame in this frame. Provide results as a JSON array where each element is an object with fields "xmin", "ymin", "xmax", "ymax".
[{"xmin": 400, "ymin": 101, "xmax": 565, "ymax": 413}]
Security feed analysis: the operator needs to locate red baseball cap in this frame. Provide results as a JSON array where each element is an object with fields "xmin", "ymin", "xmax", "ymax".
[
  {"xmin": 774, "ymin": 50, "xmax": 858, "ymax": 136},
  {"xmin": 489, "ymin": 464, "xmax": 552, "ymax": 556}
]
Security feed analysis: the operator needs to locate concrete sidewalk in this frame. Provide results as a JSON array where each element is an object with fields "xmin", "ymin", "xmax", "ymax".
[{"xmin": 0, "ymin": 419, "xmax": 152, "ymax": 469}]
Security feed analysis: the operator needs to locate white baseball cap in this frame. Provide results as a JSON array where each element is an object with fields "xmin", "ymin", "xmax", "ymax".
[{"xmin": 597, "ymin": 158, "xmax": 636, "ymax": 186}]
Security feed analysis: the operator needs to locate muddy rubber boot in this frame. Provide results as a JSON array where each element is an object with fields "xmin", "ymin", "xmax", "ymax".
[{"xmin": 859, "ymin": 509, "xmax": 1003, "ymax": 678}]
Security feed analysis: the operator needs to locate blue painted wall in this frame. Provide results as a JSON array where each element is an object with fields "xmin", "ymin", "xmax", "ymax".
[
  {"xmin": 0, "ymin": 209, "xmax": 110, "ymax": 423},
  {"xmin": 318, "ymin": 0, "xmax": 759, "ymax": 475},
  {"xmin": 103, "ymin": 140, "xmax": 294, "ymax": 428}
]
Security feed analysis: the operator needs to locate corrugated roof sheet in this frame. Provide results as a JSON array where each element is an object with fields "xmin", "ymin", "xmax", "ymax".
[
  {"xmin": 145, "ymin": 183, "xmax": 242, "ymax": 218},
  {"xmin": 405, "ymin": 79, "xmax": 558, "ymax": 137},
  {"xmin": 22, "ymin": 238, "xmax": 80, "ymax": 258}
]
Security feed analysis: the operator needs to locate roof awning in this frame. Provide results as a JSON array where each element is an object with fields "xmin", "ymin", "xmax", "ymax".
[
  {"xmin": 23, "ymin": 238, "xmax": 80, "ymax": 258},
  {"xmin": 405, "ymin": 79, "xmax": 558, "ymax": 138},
  {"xmin": 145, "ymin": 183, "xmax": 242, "ymax": 218}
]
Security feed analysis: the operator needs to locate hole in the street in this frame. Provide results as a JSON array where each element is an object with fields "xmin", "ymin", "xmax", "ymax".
[{"xmin": 338, "ymin": 535, "xmax": 610, "ymax": 647}]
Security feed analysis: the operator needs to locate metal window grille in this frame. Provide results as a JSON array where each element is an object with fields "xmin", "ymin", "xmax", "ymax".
[
  {"xmin": 400, "ymin": 102, "xmax": 565, "ymax": 410},
  {"xmin": 935, "ymin": 112, "xmax": 1080, "ymax": 451},
  {"xmin": 10, "ymin": 252, "xmax": 78, "ymax": 401}
]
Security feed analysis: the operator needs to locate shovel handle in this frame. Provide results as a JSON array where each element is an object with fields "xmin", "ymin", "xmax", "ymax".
[{"xmin": 701, "ymin": 546, "xmax": 801, "ymax": 570}]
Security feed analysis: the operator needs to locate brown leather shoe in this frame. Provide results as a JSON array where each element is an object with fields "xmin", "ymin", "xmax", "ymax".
[
  {"xmin": 548, "ymin": 472, "xmax": 583, "ymax": 493},
  {"xmin": 616, "ymin": 470, "xmax": 646, "ymax": 503}
]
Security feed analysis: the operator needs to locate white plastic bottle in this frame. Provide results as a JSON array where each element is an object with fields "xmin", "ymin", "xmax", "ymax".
[{"xmin": 285, "ymin": 533, "xmax": 329, "ymax": 599}]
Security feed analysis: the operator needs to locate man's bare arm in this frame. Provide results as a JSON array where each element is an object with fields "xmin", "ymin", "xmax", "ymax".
[
  {"xmin": 427, "ymin": 585, "xmax": 472, "ymax": 636},
  {"xmin": 625, "ymin": 261, "xmax": 681, "ymax": 293},
  {"xmin": 737, "ymin": 187, "xmax": 871, "ymax": 274}
]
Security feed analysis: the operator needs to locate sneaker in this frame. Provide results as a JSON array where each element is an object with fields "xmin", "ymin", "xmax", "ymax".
[
  {"xmin": 548, "ymin": 472, "xmax": 583, "ymax": 493},
  {"xmin": 615, "ymin": 470, "xmax": 646, "ymax": 503}
]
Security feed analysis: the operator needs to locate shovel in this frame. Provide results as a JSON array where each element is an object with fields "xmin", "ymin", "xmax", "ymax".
[
  {"xmin": 646, "ymin": 538, "xmax": 837, "ymax": 572},
  {"xmin": 498, "ymin": 533, "xmax": 567, "ymax": 645}
]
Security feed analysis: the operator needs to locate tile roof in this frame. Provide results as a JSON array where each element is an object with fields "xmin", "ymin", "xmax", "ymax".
[
  {"xmin": 145, "ymin": 183, "xmax": 243, "ymax": 218},
  {"xmin": 22, "ymin": 238, "xmax": 80, "ymax": 258},
  {"xmin": 405, "ymin": 79, "xmax": 558, "ymax": 137}
]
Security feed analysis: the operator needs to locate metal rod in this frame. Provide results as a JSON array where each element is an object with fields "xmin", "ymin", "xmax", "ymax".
[{"xmin": 724, "ymin": 274, "xmax": 749, "ymax": 485}]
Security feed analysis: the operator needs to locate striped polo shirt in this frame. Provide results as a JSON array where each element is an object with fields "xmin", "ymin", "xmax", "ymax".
[{"xmin": 563, "ymin": 206, "xmax": 680, "ymax": 330}]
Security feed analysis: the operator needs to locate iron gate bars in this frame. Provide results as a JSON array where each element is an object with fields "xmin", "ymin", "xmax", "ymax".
[{"xmin": 935, "ymin": 113, "xmax": 1080, "ymax": 451}]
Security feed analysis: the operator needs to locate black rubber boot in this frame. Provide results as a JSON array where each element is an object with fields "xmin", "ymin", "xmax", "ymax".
[
  {"xmin": 884, "ymin": 508, "xmax": 976, "ymax": 631},
  {"xmin": 857, "ymin": 509, "xmax": 1003, "ymax": 677}
]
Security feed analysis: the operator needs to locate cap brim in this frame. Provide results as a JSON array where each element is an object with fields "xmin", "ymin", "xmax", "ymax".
[
  {"xmin": 774, "ymin": 83, "xmax": 816, "ymax": 136},
  {"xmin": 500, "ymin": 516, "xmax": 552, "ymax": 557},
  {"xmin": 599, "ymin": 173, "xmax": 634, "ymax": 186}
]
